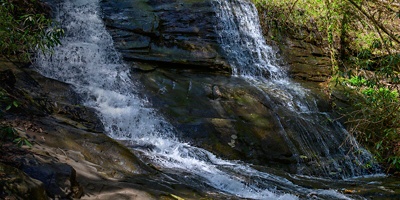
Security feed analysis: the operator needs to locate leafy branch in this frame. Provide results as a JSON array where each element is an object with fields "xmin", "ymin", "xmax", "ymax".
[{"xmin": 0, "ymin": 0, "xmax": 64, "ymax": 62}]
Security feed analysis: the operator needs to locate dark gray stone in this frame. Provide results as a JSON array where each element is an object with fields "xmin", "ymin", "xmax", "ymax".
[
  {"xmin": 100, "ymin": 0, "xmax": 230, "ymax": 72},
  {"xmin": 20, "ymin": 156, "xmax": 81, "ymax": 199},
  {"xmin": 0, "ymin": 162, "xmax": 48, "ymax": 200}
]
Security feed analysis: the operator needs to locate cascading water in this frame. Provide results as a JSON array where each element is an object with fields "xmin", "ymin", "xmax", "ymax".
[
  {"xmin": 33, "ymin": 0, "xmax": 379, "ymax": 199},
  {"xmin": 212, "ymin": 0, "xmax": 379, "ymax": 178}
]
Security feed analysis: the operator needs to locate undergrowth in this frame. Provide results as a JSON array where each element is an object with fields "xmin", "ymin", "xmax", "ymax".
[
  {"xmin": 253, "ymin": 0, "xmax": 400, "ymax": 172},
  {"xmin": 0, "ymin": 0, "xmax": 63, "ymax": 62},
  {"xmin": 1, "ymin": 0, "xmax": 62, "ymax": 148}
]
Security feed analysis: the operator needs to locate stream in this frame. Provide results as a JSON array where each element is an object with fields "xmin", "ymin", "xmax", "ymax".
[{"xmin": 34, "ymin": 0, "xmax": 400, "ymax": 199}]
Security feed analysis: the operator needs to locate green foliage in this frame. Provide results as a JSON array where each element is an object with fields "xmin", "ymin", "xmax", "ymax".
[
  {"xmin": 0, "ymin": 0, "xmax": 64, "ymax": 61},
  {"xmin": 0, "ymin": 89, "xmax": 19, "ymax": 115},
  {"xmin": 338, "ymin": 77, "xmax": 400, "ymax": 171},
  {"xmin": 0, "ymin": 126, "xmax": 16, "ymax": 141},
  {"xmin": 0, "ymin": 126, "xmax": 32, "ymax": 147},
  {"xmin": 252, "ymin": 0, "xmax": 330, "ymax": 42},
  {"xmin": 13, "ymin": 136, "xmax": 33, "ymax": 147},
  {"xmin": 0, "ymin": 90, "xmax": 31, "ymax": 148},
  {"xmin": 254, "ymin": 0, "xmax": 400, "ymax": 173},
  {"xmin": 253, "ymin": 0, "xmax": 400, "ymax": 67},
  {"xmin": 6, "ymin": 100, "xmax": 19, "ymax": 111},
  {"xmin": 361, "ymin": 87, "xmax": 398, "ymax": 102},
  {"xmin": 346, "ymin": 76, "xmax": 367, "ymax": 87},
  {"xmin": 0, "ymin": 0, "xmax": 60, "ymax": 149}
]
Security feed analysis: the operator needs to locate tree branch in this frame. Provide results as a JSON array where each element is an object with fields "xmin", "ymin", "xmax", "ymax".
[{"xmin": 347, "ymin": 0, "xmax": 400, "ymax": 44}]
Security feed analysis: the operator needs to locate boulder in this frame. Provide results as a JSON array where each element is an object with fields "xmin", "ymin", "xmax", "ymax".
[
  {"xmin": 18, "ymin": 155, "xmax": 83, "ymax": 199},
  {"xmin": 0, "ymin": 162, "xmax": 48, "ymax": 200}
]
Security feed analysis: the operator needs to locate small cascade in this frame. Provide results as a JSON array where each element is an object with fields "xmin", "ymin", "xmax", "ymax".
[
  {"xmin": 32, "ymin": 0, "xmax": 357, "ymax": 199},
  {"xmin": 212, "ymin": 0, "xmax": 379, "ymax": 178},
  {"xmin": 34, "ymin": 0, "xmax": 173, "ymax": 142},
  {"xmin": 213, "ymin": 0, "xmax": 285, "ymax": 80}
]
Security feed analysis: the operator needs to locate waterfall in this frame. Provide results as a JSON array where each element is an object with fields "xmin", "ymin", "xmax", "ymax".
[
  {"xmin": 33, "ymin": 0, "xmax": 375, "ymax": 199},
  {"xmin": 213, "ymin": 0, "xmax": 285, "ymax": 80},
  {"xmin": 212, "ymin": 0, "xmax": 379, "ymax": 178}
]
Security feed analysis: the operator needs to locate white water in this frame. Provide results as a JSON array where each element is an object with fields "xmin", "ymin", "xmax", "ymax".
[
  {"xmin": 213, "ymin": 0, "xmax": 379, "ymax": 178},
  {"xmin": 33, "ymin": 0, "xmax": 365, "ymax": 199}
]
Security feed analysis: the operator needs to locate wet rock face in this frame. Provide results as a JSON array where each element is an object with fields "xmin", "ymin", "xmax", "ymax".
[
  {"xmin": 135, "ymin": 69, "xmax": 297, "ymax": 170},
  {"xmin": 98, "ymin": 0, "xmax": 335, "ymax": 174},
  {"xmin": 257, "ymin": 8, "xmax": 332, "ymax": 82},
  {"xmin": 0, "ymin": 58, "xmax": 150, "ymax": 198},
  {"xmin": 135, "ymin": 68, "xmax": 335, "ymax": 173},
  {"xmin": 283, "ymin": 39, "xmax": 331, "ymax": 82},
  {"xmin": 101, "ymin": 0, "xmax": 230, "ymax": 72},
  {"xmin": 0, "ymin": 58, "xmax": 244, "ymax": 199}
]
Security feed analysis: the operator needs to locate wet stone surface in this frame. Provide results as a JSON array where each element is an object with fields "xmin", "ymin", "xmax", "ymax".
[
  {"xmin": 101, "ymin": 0, "xmax": 230, "ymax": 72},
  {"xmin": 134, "ymin": 68, "xmax": 299, "ymax": 170}
]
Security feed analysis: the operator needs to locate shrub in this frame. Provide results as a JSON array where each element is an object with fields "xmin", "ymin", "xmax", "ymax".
[
  {"xmin": 254, "ymin": 0, "xmax": 400, "ymax": 172},
  {"xmin": 0, "ymin": 0, "xmax": 63, "ymax": 61}
]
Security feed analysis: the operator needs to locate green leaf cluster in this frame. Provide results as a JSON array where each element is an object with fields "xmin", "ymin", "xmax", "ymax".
[
  {"xmin": 0, "ymin": 126, "xmax": 32, "ymax": 147},
  {"xmin": 0, "ymin": 0, "xmax": 64, "ymax": 61},
  {"xmin": 346, "ymin": 76, "xmax": 367, "ymax": 87},
  {"xmin": 0, "ymin": 89, "xmax": 18, "ymax": 115}
]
